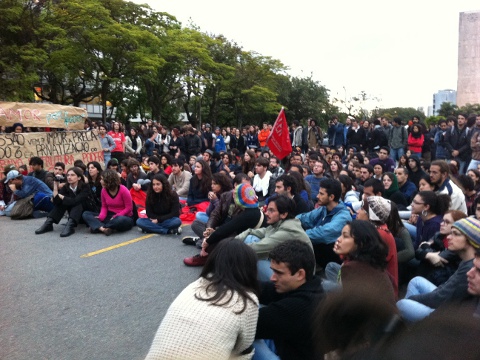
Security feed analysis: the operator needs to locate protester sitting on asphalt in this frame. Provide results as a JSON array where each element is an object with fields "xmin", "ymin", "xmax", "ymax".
[
  {"xmin": 44, "ymin": 161, "xmax": 67, "ymax": 191},
  {"xmin": 126, "ymin": 159, "xmax": 148, "ymax": 192},
  {"xmin": 82, "ymin": 169, "xmax": 134, "ymax": 236},
  {"xmin": 187, "ymin": 159, "xmax": 212, "ymax": 206},
  {"xmin": 167, "ymin": 158, "xmax": 192, "ymax": 200},
  {"xmin": 144, "ymin": 239, "xmax": 259, "ymax": 360},
  {"xmin": 271, "ymin": 174, "xmax": 310, "ymax": 215},
  {"xmin": 183, "ymin": 183, "xmax": 264, "ymax": 267},
  {"xmin": 253, "ymin": 240, "xmax": 323, "ymax": 360},
  {"xmin": 3, "ymin": 169, "xmax": 54, "ymax": 217},
  {"xmin": 35, "ymin": 167, "xmax": 92, "ymax": 237},
  {"xmin": 397, "ymin": 217, "xmax": 480, "ymax": 322},
  {"xmin": 235, "ymin": 194, "xmax": 312, "ymax": 281},
  {"xmin": 27, "ymin": 156, "xmax": 48, "ymax": 184},
  {"xmin": 183, "ymin": 173, "xmax": 251, "ymax": 248},
  {"xmin": 0, "ymin": 165, "xmax": 17, "ymax": 216},
  {"xmin": 196, "ymin": 173, "xmax": 233, "ymax": 224},
  {"xmin": 136, "ymin": 173, "xmax": 182, "ymax": 235},
  {"xmin": 296, "ymin": 178, "xmax": 352, "ymax": 269},
  {"xmin": 322, "ymin": 220, "xmax": 396, "ymax": 304}
]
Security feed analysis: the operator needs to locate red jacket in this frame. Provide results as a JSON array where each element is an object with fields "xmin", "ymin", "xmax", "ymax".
[
  {"xmin": 258, "ymin": 129, "xmax": 270, "ymax": 147},
  {"xmin": 408, "ymin": 133, "xmax": 424, "ymax": 153}
]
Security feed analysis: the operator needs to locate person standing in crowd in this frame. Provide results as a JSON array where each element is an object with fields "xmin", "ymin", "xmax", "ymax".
[
  {"xmin": 98, "ymin": 123, "xmax": 117, "ymax": 164},
  {"xmin": 408, "ymin": 124, "xmax": 424, "ymax": 158},
  {"xmin": 328, "ymin": 115, "xmax": 345, "ymax": 148},
  {"xmin": 230, "ymin": 128, "xmax": 246, "ymax": 154},
  {"xmin": 108, "ymin": 121, "xmax": 126, "ymax": 163},
  {"xmin": 82, "ymin": 169, "xmax": 134, "ymax": 236},
  {"xmin": 388, "ymin": 117, "xmax": 408, "ymax": 163},
  {"xmin": 168, "ymin": 127, "xmax": 185, "ymax": 158},
  {"xmin": 125, "ymin": 127, "xmax": 142, "ymax": 160},
  {"xmin": 445, "ymin": 113, "xmax": 472, "ymax": 175},
  {"xmin": 258, "ymin": 122, "xmax": 270, "ymax": 149}
]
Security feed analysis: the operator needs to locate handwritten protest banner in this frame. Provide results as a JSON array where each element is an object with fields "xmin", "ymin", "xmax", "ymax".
[
  {"xmin": 0, "ymin": 102, "xmax": 87, "ymax": 130},
  {"xmin": 0, "ymin": 131, "xmax": 104, "ymax": 174}
]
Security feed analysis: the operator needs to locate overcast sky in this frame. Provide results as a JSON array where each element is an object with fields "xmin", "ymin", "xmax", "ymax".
[{"xmin": 133, "ymin": 0, "xmax": 479, "ymax": 113}]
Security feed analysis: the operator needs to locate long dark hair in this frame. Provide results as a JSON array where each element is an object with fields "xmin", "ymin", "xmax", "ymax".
[
  {"xmin": 347, "ymin": 220, "xmax": 388, "ymax": 270},
  {"xmin": 385, "ymin": 202, "xmax": 404, "ymax": 236},
  {"xmin": 192, "ymin": 159, "xmax": 213, "ymax": 195},
  {"xmin": 146, "ymin": 173, "xmax": 174, "ymax": 208},
  {"xmin": 197, "ymin": 238, "xmax": 259, "ymax": 314},
  {"xmin": 86, "ymin": 161, "xmax": 102, "ymax": 186},
  {"xmin": 241, "ymin": 149, "xmax": 256, "ymax": 174}
]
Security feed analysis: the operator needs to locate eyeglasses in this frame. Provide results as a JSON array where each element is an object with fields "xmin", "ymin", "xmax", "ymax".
[{"xmin": 412, "ymin": 200, "xmax": 425, "ymax": 205}]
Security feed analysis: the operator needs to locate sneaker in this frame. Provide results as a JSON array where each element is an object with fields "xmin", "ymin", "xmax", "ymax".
[
  {"xmin": 183, "ymin": 254, "xmax": 208, "ymax": 267},
  {"xmin": 182, "ymin": 236, "xmax": 200, "ymax": 245},
  {"xmin": 168, "ymin": 227, "xmax": 182, "ymax": 235}
]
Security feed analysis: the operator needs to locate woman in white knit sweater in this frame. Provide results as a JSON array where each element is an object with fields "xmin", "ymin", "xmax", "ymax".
[{"xmin": 144, "ymin": 239, "xmax": 260, "ymax": 360}]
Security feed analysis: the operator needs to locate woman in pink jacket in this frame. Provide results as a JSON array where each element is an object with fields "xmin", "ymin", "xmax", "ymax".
[{"xmin": 82, "ymin": 169, "xmax": 134, "ymax": 235}]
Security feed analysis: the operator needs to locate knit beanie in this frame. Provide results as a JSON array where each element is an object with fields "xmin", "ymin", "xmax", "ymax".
[
  {"xmin": 452, "ymin": 217, "xmax": 480, "ymax": 249},
  {"xmin": 234, "ymin": 184, "xmax": 258, "ymax": 209},
  {"xmin": 366, "ymin": 196, "xmax": 391, "ymax": 223}
]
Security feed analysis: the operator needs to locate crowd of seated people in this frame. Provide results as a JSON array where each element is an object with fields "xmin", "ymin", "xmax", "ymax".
[{"xmin": 3, "ymin": 115, "xmax": 480, "ymax": 359}]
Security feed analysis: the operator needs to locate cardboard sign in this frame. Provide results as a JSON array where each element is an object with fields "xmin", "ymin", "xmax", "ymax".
[
  {"xmin": 0, "ymin": 102, "xmax": 87, "ymax": 130},
  {"xmin": 0, "ymin": 130, "xmax": 104, "ymax": 174}
]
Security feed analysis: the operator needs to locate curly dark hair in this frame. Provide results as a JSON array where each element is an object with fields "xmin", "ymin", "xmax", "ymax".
[
  {"xmin": 212, "ymin": 172, "xmax": 233, "ymax": 194},
  {"xmin": 101, "ymin": 169, "xmax": 120, "ymax": 191},
  {"xmin": 346, "ymin": 220, "xmax": 388, "ymax": 270}
]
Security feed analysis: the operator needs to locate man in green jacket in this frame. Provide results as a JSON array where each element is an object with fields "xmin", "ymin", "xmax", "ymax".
[{"xmin": 235, "ymin": 194, "xmax": 312, "ymax": 281}]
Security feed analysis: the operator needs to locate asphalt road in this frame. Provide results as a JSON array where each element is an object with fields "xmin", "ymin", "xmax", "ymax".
[{"xmin": 0, "ymin": 216, "xmax": 202, "ymax": 360}]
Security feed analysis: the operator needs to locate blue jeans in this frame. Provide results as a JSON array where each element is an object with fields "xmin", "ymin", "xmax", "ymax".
[
  {"xmin": 253, "ymin": 339, "xmax": 279, "ymax": 360},
  {"xmin": 396, "ymin": 276, "xmax": 436, "ymax": 322},
  {"xmin": 82, "ymin": 211, "xmax": 134, "ymax": 232},
  {"xmin": 403, "ymin": 221, "xmax": 417, "ymax": 244},
  {"xmin": 244, "ymin": 235, "xmax": 273, "ymax": 282},
  {"xmin": 468, "ymin": 159, "xmax": 480, "ymax": 172},
  {"xmin": 322, "ymin": 262, "xmax": 342, "ymax": 292},
  {"xmin": 195, "ymin": 211, "xmax": 209, "ymax": 223},
  {"xmin": 136, "ymin": 217, "xmax": 181, "ymax": 234},
  {"xmin": 390, "ymin": 147, "xmax": 404, "ymax": 162}
]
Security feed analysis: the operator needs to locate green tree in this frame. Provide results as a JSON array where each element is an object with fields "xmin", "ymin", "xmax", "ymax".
[{"xmin": 0, "ymin": 0, "xmax": 47, "ymax": 101}]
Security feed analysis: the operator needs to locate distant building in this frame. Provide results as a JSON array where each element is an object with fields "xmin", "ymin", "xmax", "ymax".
[
  {"xmin": 432, "ymin": 89, "xmax": 457, "ymax": 115},
  {"xmin": 457, "ymin": 10, "xmax": 480, "ymax": 107}
]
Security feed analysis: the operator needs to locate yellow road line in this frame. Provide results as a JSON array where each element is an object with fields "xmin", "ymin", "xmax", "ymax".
[{"xmin": 80, "ymin": 234, "xmax": 156, "ymax": 258}]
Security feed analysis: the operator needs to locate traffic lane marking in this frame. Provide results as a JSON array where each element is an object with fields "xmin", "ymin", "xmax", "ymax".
[{"xmin": 80, "ymin": 234, "xmax": 156, "ymax": 258}]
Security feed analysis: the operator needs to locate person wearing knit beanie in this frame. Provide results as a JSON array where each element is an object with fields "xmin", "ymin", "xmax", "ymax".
[
  {"xmin": 452, "ymin": 217, "xmax": 480, "ymax": 250},
  {"xmin": 397, "ymin": 216, "xmax": 479, "ymax": 322},
  {"xmin": 234, "ymin": 183, "xmax": 258, "ymax": 209}
]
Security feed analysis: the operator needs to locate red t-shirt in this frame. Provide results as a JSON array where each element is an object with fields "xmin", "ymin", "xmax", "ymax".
[{"xmin": 108, "ymin": 131, "xmax": 125, "ymax": 153}]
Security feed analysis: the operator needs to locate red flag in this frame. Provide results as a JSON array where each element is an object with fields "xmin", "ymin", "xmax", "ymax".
[{"xmin": 266, "ymin": 108, "xmax": 292, "ymax": 160}]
